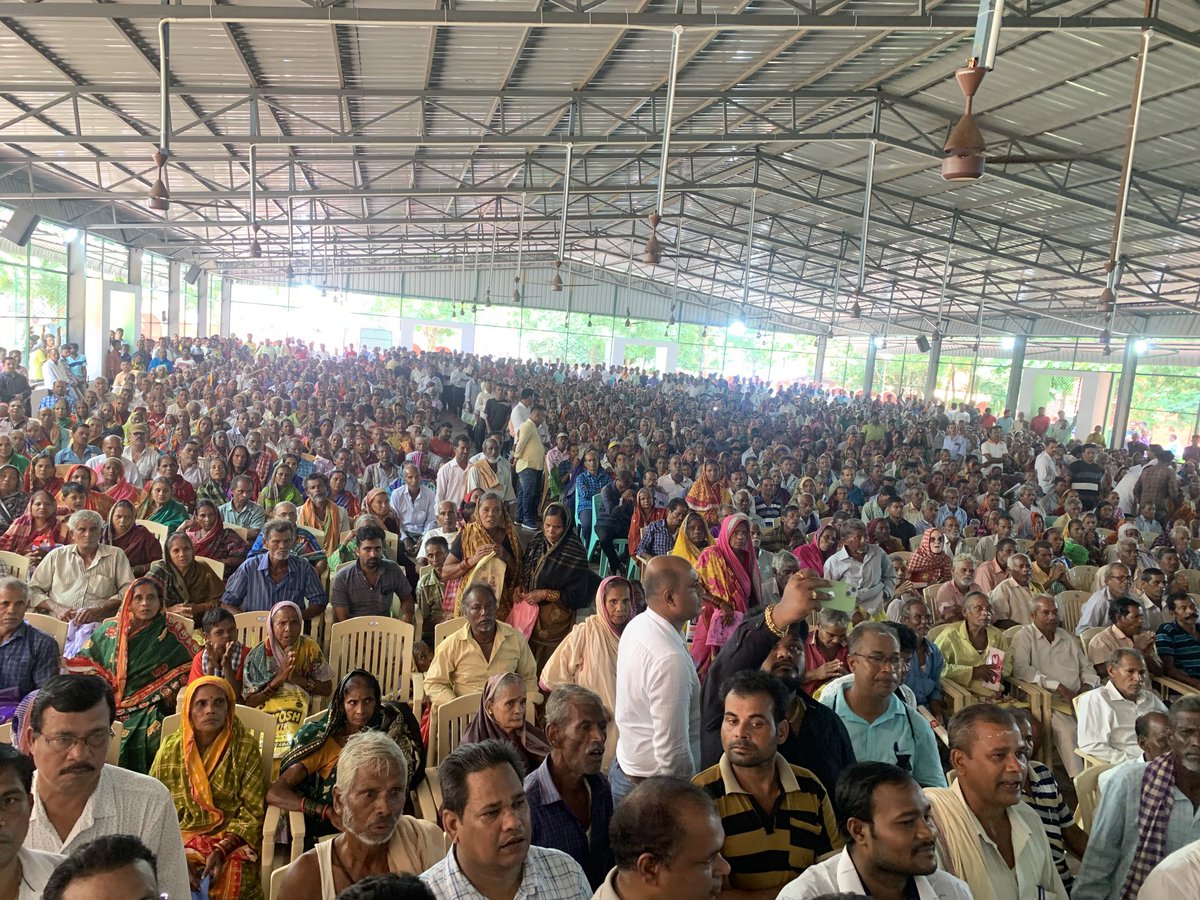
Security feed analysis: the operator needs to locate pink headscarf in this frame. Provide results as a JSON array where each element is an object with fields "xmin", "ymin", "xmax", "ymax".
[
  {"xmin": 710, "ymin": 513, "xmax": 761, "ymax": 609},
  {"xmin": 596, "ymin": 575, "xmax": 633, "ymax": 637}
]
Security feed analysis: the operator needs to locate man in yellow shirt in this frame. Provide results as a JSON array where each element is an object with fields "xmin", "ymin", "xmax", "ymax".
[
  {"xmin": 423, "ymin": 583, "xmax": 537, "ymax": 707},
  {"xmin": 513, "ymin": 404, "xmax": 547, "ymax": 529}
]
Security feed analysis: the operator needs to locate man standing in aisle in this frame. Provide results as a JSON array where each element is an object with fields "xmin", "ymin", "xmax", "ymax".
[
  {"xmin": 513, "ymin": 404, "xmax": 546, "ymax": 530},
  {"xmin": 611, "ymin": 555, "xmax": 703, "ymax": 805}
]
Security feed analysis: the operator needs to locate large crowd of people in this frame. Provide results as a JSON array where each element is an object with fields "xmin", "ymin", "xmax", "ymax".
[{"xmin": 0, "ymin": 328, "xmax": 1199, "ymax": 898}]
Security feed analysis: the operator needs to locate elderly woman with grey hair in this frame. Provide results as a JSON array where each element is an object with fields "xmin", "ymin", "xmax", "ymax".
[{"xmin": 29, "ymin": 507, "xmax": 134, "ymax": 627}]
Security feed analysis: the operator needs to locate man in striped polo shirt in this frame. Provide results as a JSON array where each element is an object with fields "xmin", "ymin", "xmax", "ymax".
[{"xmin": 693, "ymin": 670, "xmax": 841, "ymax": 895}]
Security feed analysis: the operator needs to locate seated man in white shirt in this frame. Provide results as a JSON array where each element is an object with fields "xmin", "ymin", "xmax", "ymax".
[
  {"xmin": 29, "ymin": 509, "xmax": 134, "ymax": 627},
  {"xmin": 416, "ymin": 500, "xmax": 458, "ymax": 562},
  {"xmin": 1075, "ymin": 647, "xmax": 1167, "ymax": 764},
  {"xmin": 24, "ymin": 675, "xmax": 190, "ymax": 900},
  {"xmin": 1009, "ymin": 595, "xmax": 1100, "ymax": 778},
  {"xmin": 781, "ymin": 761, "xmax": 972, "ymax": 899}
]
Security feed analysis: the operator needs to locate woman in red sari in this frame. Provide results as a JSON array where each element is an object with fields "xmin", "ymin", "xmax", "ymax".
[
  {"xmin": 0, "ymin": 490, "xmax": 67, "ymax": 562},
  {"xmin": 22, "ymin": 453, "xmax": 62, "ymax": 498},
  {"xmin": 185, "ymin": 499, "xmax": 249, "ymax": 575},
  {"xmin": 102, "ymin": 499, "xmax": 164, "ymax": 577},
  {"xmin": 627, "ymin": 487, "xmax": 665, "ymax": 552},
  {"xmin": 100, "ymin": 457, "xmax": 142, "ymax": 505},
  {"xmin": 793, "ymin": 524, "xmax": 840, "ymax": 577},
  {"xmin": 905, "ymin": 527, "xmax": 952, "ymax": 589},
  {"xmin": 691, "ymin": 513, "xmax": 761, "ymax": 674},
  {"xmin": 686, "ymin": 460, "xmax": 731, "ymax": 527},
  {"xmin": 226, "ymin": 446, "xmax": 261, "ymax": 499}
]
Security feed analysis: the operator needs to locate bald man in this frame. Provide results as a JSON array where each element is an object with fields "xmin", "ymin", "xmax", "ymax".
[{"xmin": 612, "ymin": 556, "xmax": 703, "ymax": 805}]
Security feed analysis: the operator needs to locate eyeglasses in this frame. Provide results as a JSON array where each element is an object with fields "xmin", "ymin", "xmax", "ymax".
[
  {"xmin": 853, "ymin": 653, "xmax": 905, "ymax": 671},
  {"xmin": 38, "ymin": 728, "xmax": 113, "ymax": 753}
]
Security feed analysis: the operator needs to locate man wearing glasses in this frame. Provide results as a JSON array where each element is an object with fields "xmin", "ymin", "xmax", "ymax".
[
  {"xmin": 818, "ymin": 623, "xmax": 947, "ymax": 788},
  {"xmin": 22, "ymin": 674, "xmax": 190, "ymax": 900}
]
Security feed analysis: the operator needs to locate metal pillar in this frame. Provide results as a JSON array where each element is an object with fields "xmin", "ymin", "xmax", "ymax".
[
  {"xmin": 195, "ymin": 270, "xmax": 209, "ymax": 336},
  {"xmin": 1110, "ymin": 339, "xmax": 1139, "ymax": 450},
  {"xmin": 863, "ymin": 339, "xmax": 878, "ymax": 398},
  {"xmin": 1005, "ymin": 336, "xmax": 1026, "ymax": 416},
  {"xmin": 167, "ymin": 261, "xmax": 181, "ymax": 336},
  {"xmin": 65, "ymin": 233, "xmax": 86, "ymax": 348},
  {"xmin": 220, "ymin": 278, "xmax": 232, "ymax": 338},
  {"xmin": 813, "ymin": 335, "xmax": 827, "ymax": 384},
  {"xmin": 924, "ymin": 335, "xmax": 941, "ymax": 402}
]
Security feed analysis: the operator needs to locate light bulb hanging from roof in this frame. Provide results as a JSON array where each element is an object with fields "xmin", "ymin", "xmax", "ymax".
[{"xmin": 148, "ymin": 149, "xmax": 170, "ymax": 211}]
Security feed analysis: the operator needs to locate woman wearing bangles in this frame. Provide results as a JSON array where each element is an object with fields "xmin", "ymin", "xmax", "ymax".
[{"xmin": 266, "ymin": 669, "xmax": 425, "ymax": 848}]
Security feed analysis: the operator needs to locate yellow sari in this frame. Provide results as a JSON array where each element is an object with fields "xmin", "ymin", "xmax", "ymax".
[{"xmin": 671, "ymin": 512, "xmax": 713, "ymax": 566}]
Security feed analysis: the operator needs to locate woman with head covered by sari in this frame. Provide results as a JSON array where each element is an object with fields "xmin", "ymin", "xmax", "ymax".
[
  {"xmin": 539, "ymin": 575, "xmax": 633, "ymax": 769},
  {"xmin": 692, "ymin": 513, "xmax": 761, "ymax": 673},
  {"xmin": 792, "ymin": 523, "xmax": 840, "ymax": 577},
  {"xmin": 101, "ymin": 498, "xmax": 163, "ymax": 577},
  {"xmin": 671, "ymin": 510, "xmax": 713, "ymax": 567},
  {"xmin": 519, "ymin": 501, "xmax": 594, "ymax": 668},
  {"xmin": 150, "ymin": 676, "xmax": 266, "ymax": 900},
  {"xmin": 459, "ymin": 671, "xmax": 551, "ymax": 772},
  {"xmin": 243, "ymin": 600, "xmax": 334, "ymax": 758}
]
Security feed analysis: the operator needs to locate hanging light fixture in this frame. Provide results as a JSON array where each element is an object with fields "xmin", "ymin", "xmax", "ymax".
[
  {"xmin": 643, "ymin": 212, "xmax": 662, "ymax": 265},
  {"xmin": 624, "ymin": 306, "xmax": 632, "ymax": 328},
  {"xmin": 850, "ymin": 297, "xmax": 862, "ymax": 319},
  {"xmin": 484, "ymin": 288, "xmax": 492, "ymax": 307},
  {"xmin": 551, "ymin": 260, "xmax": 564, "ymax": 292},
  {"xmin": 586, "ymin": 314, "xmax": 593, "ymax": 327},
  {"xmin": 148, "ymin": 149, "xmax": 170, "ymax": 211},
  {"xmin": 250, "ymin": 223, "xmax": 263, "ymax": 258},
  {"xmin": 512, "ymin": 276, "xmax": 522, "ymax": 305}
]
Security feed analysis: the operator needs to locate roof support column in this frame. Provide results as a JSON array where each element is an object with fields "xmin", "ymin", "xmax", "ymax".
[
  {"xmin": 66, "ymin": 231, "xmax": 86, "ymax": 351},
  {"xmin": 813, "ymin": 335, "xmax": 827, "ymax": 385},
  {"xmin": 863, "ymin": 338, "xmax": 878, "ymax": 399},
  {"xmin": 923, "ymin": 335, "xmax": 941, "ymax": 402},
  {"xmin": 167, "ymin": 261, "xmax": 181, "ymax": 336},
  {"xmin": 1110, "ymin": 339, "xmax": 1139, "ymax": 450},
  {"xmin": 220, "ymin": 277, "xmax": 232, "ymax": 339},
  {"xmin": 1005, "ymin": 336, "xmax": 1026, "ymax": 416},
  {"xmin": 195, "ymin": 270, "xmax": 209, "ymax": 337}
]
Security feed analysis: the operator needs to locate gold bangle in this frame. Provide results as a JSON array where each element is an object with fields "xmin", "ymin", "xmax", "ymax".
[{"xmin": 764, "ymin": 603, "xmax": 786, "ymax": 638}]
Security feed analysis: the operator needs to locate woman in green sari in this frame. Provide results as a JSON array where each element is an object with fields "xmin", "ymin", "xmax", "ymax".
[
  {"xmin": 70, "ymin": 575, "xmax": 198, "ymax": 772},
  {"xmin": 266, "ymin": 669, "xmax": 425, "ymax": 847},
  {"xmin": 137, "ymin": 476, "xmax": 189, "ymax": 535},
  {"xmin": 258, "ymin": 461, "xmax": 303, "ymax": 508},
  {"xmin": 243, "ymin": 600, "xmax": 333, "ymax": 758}
]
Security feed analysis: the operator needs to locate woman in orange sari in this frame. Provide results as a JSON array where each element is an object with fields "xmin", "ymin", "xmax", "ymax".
[
  {"xmin": 57, "ymin": 463, "xmax": 114, "ymax": 517},
  {"xmin": 150, "ymin": 676, "xmax": 266, "ymax": 900},
  {"xmin": 692, "ymin": 513, "xmax": 761, "ymax": 674},
  {"xmin": 686, "ymin": 460, "xmax": 731, "ymax": 526},
  {"xmin": 441, "ymin": 491, "xmax": 524, "ymax": 622}
]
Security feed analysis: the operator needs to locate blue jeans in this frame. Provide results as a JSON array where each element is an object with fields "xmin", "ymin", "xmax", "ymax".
[
  {"xmin": 609, "ymin": 759, "xmax": 640, "ymax": 807},
  {"xmin": 516, "ymin": 468, "xmax": 543, "ymax": 528}
]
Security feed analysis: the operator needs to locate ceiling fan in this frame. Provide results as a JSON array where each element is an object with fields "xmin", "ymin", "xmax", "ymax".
[{"xmin": 941, "ymin": 0, "xmax": 1084, "ymax": 181}]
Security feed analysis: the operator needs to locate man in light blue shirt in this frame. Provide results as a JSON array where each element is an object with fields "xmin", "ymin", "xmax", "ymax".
[
  {"xmin": 1073, "ymin": 696, "xmax": 1200, "ymax": 900},
  {"xmin": 819, "ymin": 623, "xmax": 947, "ymax": 789}
]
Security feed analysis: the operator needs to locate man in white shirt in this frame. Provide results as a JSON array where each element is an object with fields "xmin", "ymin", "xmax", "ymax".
[
  {"xmin": 1034, "ymin": 438, "xmax": 1061, "ymax": 495},
  {"xmin": 84, "ymin": 434, "xmax": 133, "ymax": 483},
  {"xmin": 417, "ymin": 500, "xmax": 459, "ymax": 561},
  {"xmin": 508, "ymin": 387, "xmax": 534, "ymax": 439},
  {"xmin": 1009, "ymin": 596, "xmax": 1100, "ymax": 777},
  {"xmin": 612, "ymin": 555, "xmax": 703, "ymax": 805},
  {"xmin": 1076, "ymin": 647, "xmax": 1167, "ymax": 764},
  {"xmin": 434, "ymin": 434, "xmax": 471, "ymax": 507},
  {"xmin": 1137, "ymin": 836, "xmax": 1200, "ymax": 894},
  {"xmin": 24, "ymin": 675, "xmax": 190, "ymax": 900},
  {"xmin": 1076, "ymin": 562, "xmax": 1133, "ymax": 634},
  {"xmin": 979, "ymin": 426, "xmax": 1008, "ymax": 477},
  {"xmin": 658, "ymin": 454, "xmax": 693, "ymax": 502},
  {"xmin": 120, "ymin": 425, "xmax": 160, "ymax": 489},
  {"xmin": 781, "ymin": 762, "xmax": 972, "ymax": 899}
]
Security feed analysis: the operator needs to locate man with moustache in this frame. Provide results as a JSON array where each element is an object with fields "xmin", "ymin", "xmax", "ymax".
[
  {"xmin": 22, "ymin": 675, "xmax": 190, "ymax": 900},
  {"xmin": 280, "ymin": 732, "xmax": 445, "ymax": 900},
  {"xmin": 524, "ymin": 685, "xmax": 614, "ymax": 889},
  {"xmin": 694, "ymin": 671, "xmax": 840, "ymax": 894},
  {"xmin": 593, "ymin": 777, "xmax": 731, "ymax": 900},
  {"xmin": 698, "ymin": 570, "xmax": 855, "ymax": 797},
  {"xmin": 780, "ymin": 762, "xmax": 972, "ymax": 899},
  {"xmin": 925, "ymin": 706, "xmax": 1067, "ymax": 900},
  {"xmin": 1074, "ymin": 695, "xmax": 1200, "ymax": 900},
  {"xmin": 420, "ymin": 740, "xmax": 591, "ymax": 898}
]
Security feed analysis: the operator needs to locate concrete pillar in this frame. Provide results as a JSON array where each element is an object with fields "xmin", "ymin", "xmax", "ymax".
[
  {"xmin": 923, "ymin": 336, "xmax": 942, "ymax": 402},
  {"xmin": 1005, "ymin": 336, "xmax": 1026, "ymax": 415},
  {"xmin": 167, "ymin": 262, "xmax": 182, "ymax": 337},
  {"xmin": 220, "ymin": 278, "xmax": 232, "ymax": 338},
  {"xmin": 813, "ymin": 335, "xmax": 827, "ymax": 385},
  {"xmin": 1110, "ymin": 340, "xmax": 1139, "ymax": 450},
  {"xmin": 195, "ymin": 270, "xmax": 209, "ymax": 337},
  {"xmin": 66, "ymin": 233, "xmax": 87, "ymax": 349},
  {"xmin": 863, "ymin": 338, "xmax": 878, "ymax": 398}
]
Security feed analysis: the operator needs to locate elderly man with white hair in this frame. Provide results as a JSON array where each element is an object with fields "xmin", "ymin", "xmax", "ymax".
[
  {"xmin": 989, "ymin": 552, "xmax": 1035, "ymax": 627},
  {"xmin": 279, "ymin": 730, "xmax": 446, "ymax": 900},
  {"xmin": 28, "ymin": 509, "xmax": 134, "ymax": 625}
]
